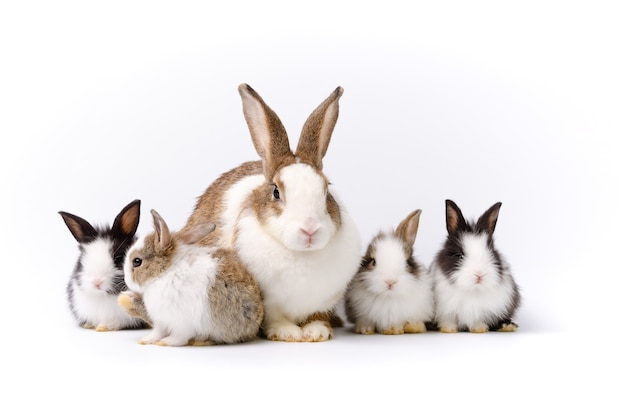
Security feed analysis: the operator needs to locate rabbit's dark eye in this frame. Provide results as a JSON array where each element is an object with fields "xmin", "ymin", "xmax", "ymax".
[
  {"xmin": 454, "ymin": 253, "xmax": 464, "ymax": 261},
  {"xmin": 132, "ymin": 258, "xmax": 143, "ymax": 268},
  {"xmin": 272, "ymin": 185, "xmax": 281, "ymax": 201},
  {"xmin": 371, "ymin": 258, "xmax": 376, "ymax": 267}
]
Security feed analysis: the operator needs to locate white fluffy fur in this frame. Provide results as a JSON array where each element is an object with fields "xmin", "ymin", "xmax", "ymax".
[
  {"xmin": 72, "ymin": 239, "xmax": 142, "ymax": 330},
  {"xmin": 221, "ymin": 162, "xmax": 361, "ymax": 341},
  {"xmin": 124, "ymin": 242, "xmax": 219, "ymax": 346},
  {"xmin": 431, "ymin": 233, "xmax": 516, "ymax": 332},
  {"xmin": 346, "ymin": 236, "xmax": 433, "ymax": 333}
]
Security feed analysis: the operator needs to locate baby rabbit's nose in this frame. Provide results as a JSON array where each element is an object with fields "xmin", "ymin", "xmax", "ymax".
[{"xmin": 385, "ymin": 279, "xmax": 397, "ymax": 290}]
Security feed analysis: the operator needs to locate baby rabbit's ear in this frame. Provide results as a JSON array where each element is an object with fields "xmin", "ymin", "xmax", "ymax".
[
  {"xmin": 476, "ymin": 202, "xmax": 503, "ymax": 235},
  {"xmin": 112, "ymin": 199, "xmax": 141, "ymax": 237},
  {"xmin": 179, "ymin": 223, "xmax": 217, "ymax": 245},
  {"xmin": 445, "ymin": 199, "xmax": 469, "ymax": 235},
  {"xmin": 150, "ymin": 209, "xmax": 172, "ymax": 252},
  {"xmin": 395, "ymin": 209, "xmax": 422, "ymax": 248},
  {"xmin": 58, "ymin": 211, "xmax": 98, "ymax": 243}
]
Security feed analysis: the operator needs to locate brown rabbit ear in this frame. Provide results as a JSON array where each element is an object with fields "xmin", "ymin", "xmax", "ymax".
[
  {"xmin": 476, "ymin": 202, "xmax": 503, "ymax": 235},
  {"xmin": 445, "ymin": 199, "xmax": 468, "ymax": 235},
  {"xmin": 178, "ymin": 223, "xmax": 216, "ymax": 245},
  {"xmin": 395, "ymin": 209, "xmax": 422, "ymax": 248},
  {"xmin": 150, "ymin": 209, "xmax": 172, "ymax": 251},
  {"xmin": 295, "ymin": 86, "xmax": 343, "ymax": 170},
  {"xmin": 112, "ymin": 199, "xmax": 141, "ymax": 237},
  {"xmin": 238, "ymin": 83, "xmax": 292, "ymax": 178}
]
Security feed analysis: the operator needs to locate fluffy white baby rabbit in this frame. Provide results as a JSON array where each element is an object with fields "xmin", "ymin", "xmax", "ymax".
[
  {"xmin": 345, "ymin": 209, "xmax": 434, "ymax": 334},
  {"xmin": 430, "ymin": 200, "xmax": 521, "ymax": 333},
  {"xmin": 182, "ymin": 84, "xmax": 362, "ymax": 342},
  {"xmin": 120, "ymin": 209, "xmax": 264, "ymax": 346}
]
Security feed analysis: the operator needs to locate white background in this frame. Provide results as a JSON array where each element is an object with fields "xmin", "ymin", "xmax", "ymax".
[{"xmin": 1, "ymin": 1, "xmax": 624, "ymax": 412}]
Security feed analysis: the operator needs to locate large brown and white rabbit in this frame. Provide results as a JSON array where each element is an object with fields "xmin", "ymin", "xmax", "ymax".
[
  {"xmin": 344, "ymin": 209, "xmax": 434, "ymax": 335},
  {"xmin": 120, "ymin": 209, "xmax": 264, "ymax": 346},
  {"xmin": 183, "ymin": 84, "xmax": 362, "ymax": 342},
  {"xmin": 430, "ymin": 200, "xmax": 521, "ymax": 333}
]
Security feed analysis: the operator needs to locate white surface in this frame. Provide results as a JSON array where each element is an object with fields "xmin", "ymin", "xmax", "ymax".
[{"xmin": 1, "ymin": 1, "xmax": 623, "ymax": 412}]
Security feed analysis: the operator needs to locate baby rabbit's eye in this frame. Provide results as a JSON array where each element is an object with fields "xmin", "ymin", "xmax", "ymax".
[
  {"xmin": 454, "ymin": 253, "xmax": 464, "ymax": 261},
  {"xmin": 272, "ymin": 185, "xmax": 281, "ymax": 201},
  {"xmin": 370, "ymin": 258, "xmax": 376, "ymax": 267},
  {"xmin": 132, "ymin": 258, "xmax": 143, "ymax": 268}
]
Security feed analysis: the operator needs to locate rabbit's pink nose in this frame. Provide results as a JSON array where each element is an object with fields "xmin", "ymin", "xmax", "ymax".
[
  {"xmin": 300, "ymin": 217, "xmax": 320, "ymax": 235},
  {"xmin": 93, "ymin": 279, "xmax": 103, "ymax": 289},
  {"xmin": 300, "ymin": 228, "xmax": 318, "ymax": 237},
  {"xmin": 385, "ymin": 279, "xmax": 397, "ymax": 290},
  {"xmin": 300, "ymin": 227, "xmax": 319, "ymax": 247},
  {"xmin": 474, "ymin": 273, "xmax": 484, "ymax": 284}
]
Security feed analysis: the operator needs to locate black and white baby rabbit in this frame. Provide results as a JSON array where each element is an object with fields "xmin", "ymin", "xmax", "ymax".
[
  {"xmin": 345, "ymin": 210, "xmax": 434, "ymax": 335},
  {"xmin": 59, "ymin": 199, "xmax": 147, "ymax": 331},
  {"xmin": 430, "ymin": 200, "xmax": 521, "ymax": 333}
]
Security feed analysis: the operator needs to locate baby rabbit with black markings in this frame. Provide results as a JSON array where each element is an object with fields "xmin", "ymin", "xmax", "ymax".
[
  {"xmin": 345, "ymin": 209, "xmax": 434, "ymax": 335},
  {"xmin": 430, "ymin": 200, "xmax": 521, "ymax": 333},
  {"xmin": 59, "ymin": 199, "xmax": 147, "ymax": 331}
]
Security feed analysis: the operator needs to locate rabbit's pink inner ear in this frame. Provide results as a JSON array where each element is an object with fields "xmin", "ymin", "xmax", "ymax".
[
  {"xmin": 445, "ymin": 201, "xmax": 464, "ymax": 234},
  {"xmin": 296, "ymin": 86, "xmax": 343, "ymax": 169},
  {"xmin": 115, "ymin": 201, "xmax": 141, "ymax": 236},
  {"xmin": 150, "ymin": 210, "xmax": 172, "ymax": 250},
  {"xmin": 238, "ymin": 83, "xmax": 291, "ymax": 175},
  {"xmin": 477, "ymin": 202, "xmax": 503, "ymax": 234},
  {"xmin": 396, "ymin": 209, "xmax": 422, "ymax": 247}
]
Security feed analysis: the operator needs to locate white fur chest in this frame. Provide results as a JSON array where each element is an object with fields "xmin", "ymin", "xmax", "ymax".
[
  {"xmin": 237, "ymin": 211, "xmax": 361, "ymax": 320},
  {"xmin": 432, "ymin": 263, "xmax": 514, "ymax": 327},
  {"xmin": 142, "ymin": 246, "xmax": 218, "ymax": 333},
  {"xmin": 222, "ymin": 177, "xmax": 361, "ymax": 321}
]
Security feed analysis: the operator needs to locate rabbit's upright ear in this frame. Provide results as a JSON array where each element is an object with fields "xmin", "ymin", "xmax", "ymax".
[
  {"xmin": 395, "ymin": 209, "xmax": 422, "ymax": 249},
  {"xmin": 150, "ymin": 209, "xmax": 172, "ymax": 252},
  {"xmin": 238, "ymin": 83, "xmax": 292, "ymax": 178},
  {"xmin": 476, "ymin": 202, "xmax": 503, "ymax": 235},
  {"xmin": 445, "ymin": 199, "xmax": 468, "ymax": 235},
  {"xmin": 112, "ymin": 199, "xmax": 141, "ymax": 238},
  {"xmin": 296, "ymin": 86, "xmax": 343, "ymax": 170}
]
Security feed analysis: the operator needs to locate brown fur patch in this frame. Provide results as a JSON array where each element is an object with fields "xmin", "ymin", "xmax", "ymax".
[
  {"xmin": 299, "ymin": 309, "xmax": 341, "ymax": 328},
  {"xmin": 128, "ymin": 232, "xmax": 177, "ymax": 287},
  {"xmin": 206, "ymin": 248, "xmax": 264, "ymax": 343},
  {"xmin": 183, "ymin": 161, "xmax": 263, "ymax": 246}
]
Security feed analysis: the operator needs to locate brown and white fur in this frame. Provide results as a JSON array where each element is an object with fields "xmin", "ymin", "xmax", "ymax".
[
  {"xmin": 183, "ymin": 84, "xmax": 362, "ymax": 342},
  {"xmin": 430, "ymin": 200, "xmax": 521, "ymax": 333},
  {"xmin": 120, "ymin": 209, "xmax": 264, "ymax": 346},
  {"xmin": 345, "ymin": 210, "xmax": 434, "ymax": 335}
]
